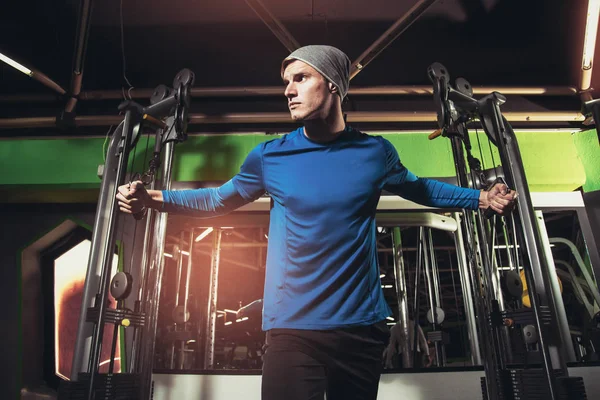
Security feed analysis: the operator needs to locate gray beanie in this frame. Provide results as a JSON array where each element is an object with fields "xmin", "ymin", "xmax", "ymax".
[{"xmin": 281, "ymin": 45, "xmax": 351, "ymax": 99}]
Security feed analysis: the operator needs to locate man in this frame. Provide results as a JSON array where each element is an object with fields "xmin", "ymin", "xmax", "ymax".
[{"xmin": 117, "ymin": 45, "xmax": 517, "ymax": 400}]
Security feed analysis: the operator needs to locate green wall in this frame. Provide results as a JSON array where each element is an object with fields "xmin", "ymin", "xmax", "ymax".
[
  {"xmin": 572, "ymin": 129, "xmax": 600, "ymax": 192},
  {"xmin": 0, "ymin": 129, "xmax": 594, "ymax": 203}
]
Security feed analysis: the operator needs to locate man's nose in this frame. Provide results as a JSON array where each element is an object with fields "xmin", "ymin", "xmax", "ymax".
[{"xmin": 284, "ymin": 82, "xmax": 297, "ymax": 99}]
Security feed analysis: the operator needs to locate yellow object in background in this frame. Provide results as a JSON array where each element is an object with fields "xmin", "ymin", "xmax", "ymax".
[{"xmin": 520, "ymin": 269, "xmax": 562, "ymax": 308}]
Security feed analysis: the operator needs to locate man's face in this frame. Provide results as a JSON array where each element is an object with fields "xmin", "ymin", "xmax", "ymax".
[{"xmin": 282, "ymin": 60, "xmax": 337, "ymax": 121}]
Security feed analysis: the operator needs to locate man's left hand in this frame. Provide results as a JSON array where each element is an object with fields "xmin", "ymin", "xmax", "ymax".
[{"xmin": 479, "ymin": 183, "xmax": 518, "ymax": 215}]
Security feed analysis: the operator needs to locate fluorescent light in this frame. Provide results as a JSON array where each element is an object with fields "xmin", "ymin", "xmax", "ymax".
[
  {"xmin": 386, "ymin": 316, "xmax": 395, "ymax": 321},
  {"xmin": 381, "ymin": 284, "xmax": 394, "ymax": 289},
  {"xmin": 386, "ymin": 322, "xmax": 395, "ymax": 326},
  {"xmin": 181, "ymin": 250, "xmax": 190, "ymax": 256},
  {"xmin": 380, "ymin": 274, "xmax": 386, "ymax": 279},
  {"xmin": 224, "ymin": 321, "xmax": 233, "ymax": 326},
  {"xmin": 0, "ymin": 52, "xmax": 32, "ymax": 76},
  {"xmin": 164, "ymin": 253, "xmax": 173, "ymax": 258},
  {"xmin": 195, "ymin": 227, "xmax": 214, "ymax": 242},
  {"xmin": 223, "ymin": 309, "xmax": 238, "ymax": 314},
  {"xmin": 583, "ymin": 0, "xmax": 600, "ymax": 70}
]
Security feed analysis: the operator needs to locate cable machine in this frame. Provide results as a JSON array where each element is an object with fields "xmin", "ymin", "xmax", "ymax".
[
  {"xmin": 59, "ymin": 69, "xmax": 195, "ymax": 400},
  {"xmin": 427, "ymin": 62, "xmax": 587, "ymax": 400}
]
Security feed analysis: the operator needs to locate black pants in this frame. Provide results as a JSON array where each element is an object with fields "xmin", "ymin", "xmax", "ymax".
[{"xmin": 261, "ymin": 321, "xmax": 389, "ymax": 400}]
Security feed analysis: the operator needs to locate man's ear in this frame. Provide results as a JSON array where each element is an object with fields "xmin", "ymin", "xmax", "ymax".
[{"xmin": 329, "ymin": 82, "xmax": 338, "ymax": 94}]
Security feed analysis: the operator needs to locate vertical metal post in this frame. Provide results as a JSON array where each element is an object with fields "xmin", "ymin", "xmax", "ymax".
[
  {"xmin": 452, "ymin": 213, "xmax": 482, "ymax": 365},
  {"xmin": 411, "ymin": 228, "xmax": 424, "ymax": 365},
  {"xmin": 139, "ymin": 141, "xmax": 175, "ymax": 400},
  {"xmin": 391, "ymin": 227, "xmax": 412, "ymax": 367},
  {"xmin": 487, "ymin": 102, "xmax": 569, "ymax": 392},
  {"xmin": 535, "ymin": 211, "xmax": 577, "ymax": 362},
  {"xmin": 427, "ymin": 229, "xmax": 442, "ymax": 308},
  {"xmin": 69, "ymin": 116, "xmax": 134, "ymax": 386},
  {"xmin": 169, "ymin": 231, "xmax": 187, "ymax": 369},
  {"xmin": 422, "ymin": 228, "xmax": 441, "ymax": 365},
  {"xmin": 203, "ymin": 229, "xmax": 223, "ymax": 369},
  {"xmin": 179, "ymin": 229, "xmax": 195, "ymax": 370},
  {"xmin": 450, "ymin": 134, "xmax": 503, "ymax": 400}
]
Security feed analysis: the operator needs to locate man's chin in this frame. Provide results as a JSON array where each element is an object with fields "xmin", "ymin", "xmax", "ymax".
[{"xmin": 289, "ymin": 112, "xmax": 305, "ymax": 121}]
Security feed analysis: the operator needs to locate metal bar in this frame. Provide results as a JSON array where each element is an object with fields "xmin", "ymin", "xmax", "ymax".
[
  {"xmin": 536, "ymin": 211, "xmax": 577, "ymax": 362},
  {"xmin": 203, "ymin": 229, "xmax": 223, "ymax": 369},
  {"xmin": 350, "ymin": 0, "xmax": 439, "ymax": 79},
  {"xmin": 139, "ymin": 141, "xmax": 175, "ymax": 400},
  {"xmin": 130, "ymin": 121, "xmax": 173, "ymax": 373},
  {"xmin": 427, "ymin": 229, "xmax": 442, "ymax": 308},
  {"xmin": 69, "ymin": 119, "xmax": 129, "ymax": 381},
  {"xmin": 169, "ymin": 231, "xmax": 187, "ymax": 369},
  {"xmin": 65, "ymin": 0, "xmax": 94, "ymax": 112},
  {"xmin": 84, "ymin": 112, "xmax": 135, "ymax": 400},
  {"xmin": 450, "ymin": 135, "xmax": 502, "ymax": 400},
  {"xmin": 422, "ymin": 228, "xmax": 442, "ymax": 365},
  {"xmin": 576, "ymin": 206, "xmax": 600, "ymax": 292},
  {"xmin": 452, "ymin": 212, "xmax": 482, "ymax": 365},
  {"xmin": 391, "ymin": 227, "xmax": 412, "ymax": 367},
  {"xmin": 0, "ymin": 111, "xmax": 585, "ymax": 129},
  {"xmin": 412, "ymin": 227, "xmax": 424, "ymax": 365},
  {"xmin": 0, "ymin": 85, "xmax": 578, "ymax": 102},
  {"xmin": 487, "ymin": 100, "xmax": 566, "ymax": 398},
  {"xmin": 179, "ymin": 229, "xmax": 195, "ymax": 370},
  {"xmin": 549, "ymin": 237, "xmax": 600, "ymax": 307},
  {"xmin": 244, "ymin": 0, "xmax": 300, "ymax": 52}
]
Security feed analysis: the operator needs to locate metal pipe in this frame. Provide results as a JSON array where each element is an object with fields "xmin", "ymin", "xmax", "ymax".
[
  {"xmin": 450, "ymin": 134, "xmax": 502, "ymax": 399},
  {"xmin": 422, "ymin": 228, "xmax": 442, "ymax": 365},
  {"xmin": 139, "ymin": 141, "xmax": 175, "ymax": 400},
  {"xmin": 488, "ymin": 101, "xmax": 567, "ymax": 398},
  {"xmin": 65, "ymin": 0, "xmax": 94, "ymax": 112},
  {"xmin": 169, "ymin": 231, "xmax": 187, "ymax": 369},
  {"xmin": 0, "ymin": 111, "xmax": 586, "ymax": 129},
  {"xmin": 182, "ymin": 229, "xmax": 195, "ymax": 327},
  {"xmin": 131, "ymin": 119, "xmax": 173, "ymax": 373},
  {"xmin": 549, "ymin": 237, "xmax": 600, "ymax": 307},
  {"xmin": 427, "ymin": 229, "xmax": 442, "ymax": 308},
  {"xmin": 452, "ymin": 212, "xmax": 482, "ymax": 365},
  {"xmin": 535, "ymin": 211, "xmax": 577, "ymax": 362},
  {"xmin": 68, "ymin": 118, "xmax": 131, "ymax": 381},
  {"xmin": 0, "ymin": 85, "xmax": 578, "ymax": 103},
  {"xmin": 244, "ymin": 0, "xmax": 299, "ymax": 52},
  {"xmin": 203, "ymin": 229, "xmax": 223, "ymax": 369},
  {"xmin": 179, "ymin": 229, "xmax": 195, "ymax": 370},
  {"xmin": 411, "ymin": 227, "xmax": 424, "ymax": 366},
  {"xmin": 391, "ymin": 227, "xmax": 412, "ymax": 367},
  {"xmin": 350, "ymin": 0, "xmax": 439, "ymax": 79},
  {"xmin": 84, "ymin": 112, "xmax": 134, "ymax": 400}
]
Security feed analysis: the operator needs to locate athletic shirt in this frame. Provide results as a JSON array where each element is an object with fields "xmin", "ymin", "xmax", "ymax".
[{"xmin": 163, "ymin": 126, "xmax": 480, "ymax": 330}]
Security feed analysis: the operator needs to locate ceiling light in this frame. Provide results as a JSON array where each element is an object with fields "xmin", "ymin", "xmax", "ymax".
[
  {"xmin": 0, "ymin": 52, "xmax": 32, "ymax": 76},
  {"xmin": 583, "ymin": 0, "xmax": 600, "ymax": 70}
]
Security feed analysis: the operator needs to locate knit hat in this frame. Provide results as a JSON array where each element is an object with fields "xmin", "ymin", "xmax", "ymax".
[{"xmin": 281, "ymin": 45, "xmax": 351, "ymax": 99}]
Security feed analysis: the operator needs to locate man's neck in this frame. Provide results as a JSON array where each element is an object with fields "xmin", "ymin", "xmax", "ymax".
[{"xmin": 303, "ymin": 111, "xmax": 346, "ymax": 143}]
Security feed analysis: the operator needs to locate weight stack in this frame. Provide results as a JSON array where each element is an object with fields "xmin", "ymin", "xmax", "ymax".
[
  {"xmin": 58, "ymin": 373, "xmax": 141, "ymax": 400},
  {"xmin": 481, "ymin": 369, "xmax": 587, "ymax": 400}
]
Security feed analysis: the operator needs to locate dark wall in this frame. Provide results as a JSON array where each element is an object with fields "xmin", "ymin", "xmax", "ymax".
[{"xmin": 0, "ymin": 204, "xmax": 95, "ymax": 399}]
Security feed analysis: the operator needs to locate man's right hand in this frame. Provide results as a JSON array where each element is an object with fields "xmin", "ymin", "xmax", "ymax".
[{"xmin": 116, "ymin": 180, "xmax": 150, "ymax": 214}]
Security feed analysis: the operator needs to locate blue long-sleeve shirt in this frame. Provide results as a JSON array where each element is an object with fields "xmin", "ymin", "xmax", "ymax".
[{"xmin": 162, "ymin": 127, "xmax": 480, "ymax": 330}]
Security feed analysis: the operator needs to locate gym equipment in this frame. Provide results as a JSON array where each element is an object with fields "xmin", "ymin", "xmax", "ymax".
[{"xmin": 428, "ymin": 62, "xmax": 587, "ymax": 400}]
